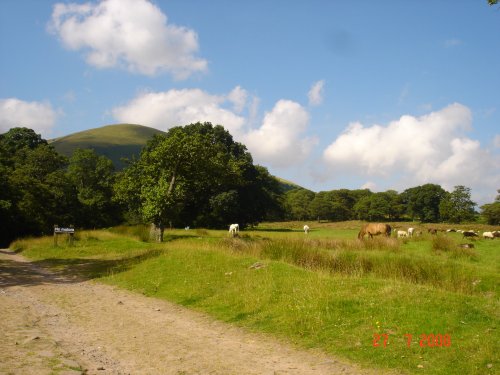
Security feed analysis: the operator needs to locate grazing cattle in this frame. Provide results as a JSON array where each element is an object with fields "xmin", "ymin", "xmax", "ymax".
[
  {"xmin": 358, "ymin": 223, "xmax": 391, "ymax": 239},
  {"xmin": 463, "ymin": 231, "xmax": 478, "ymax": 238},
  {"xmin": 229, "ymin": 223, "xmax": 239, "ymax": 237},
  {"xmin": 428, "ymin": 228, "xmax": 438, "ymax": 235},
  {"xmin": 483, "ymin": 231, "xmax": 494, "ymax": 239},
  {"xmin": 408, "ymin": 227, "xmax": 415, "ymax": 237},
  {"xmin": 493, "ymin": 231, "xmax": 500, "ymax": 238},
  {"xmin": 397, "ymin": 230, "xmax": 408, "ymax": 238},
  {"xmin": 446, "ymin": 229, "xmax": 456, "ymax": 233},
  {"xmin": 303, "ymin": 225, "xmax": 310, "ymax": 234}
]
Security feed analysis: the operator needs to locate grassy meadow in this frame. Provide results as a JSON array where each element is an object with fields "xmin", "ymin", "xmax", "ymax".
[{"xmin": 11, "ymin": 221, "xmax": 499, "ymax": 375}]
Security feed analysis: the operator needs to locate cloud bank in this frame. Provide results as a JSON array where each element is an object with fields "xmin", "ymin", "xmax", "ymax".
[
  {"xmin": 48, "ymin": 0, "xmax": 207, "ymax": 78},
  {"xmin": 112, "ymin": 87, "xmax": 317, "ymax": 168},
  {"xmin": 0, "ymin": 98, "xmax": 58, "ymax": 136},
  {"xmin": 323, "ymin": 103, "xmax": 499, "ymax": 202}
]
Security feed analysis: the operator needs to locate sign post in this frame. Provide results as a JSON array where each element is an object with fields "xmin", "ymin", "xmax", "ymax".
[{"xmin": 53, "ymin": 225, "xmax": 75, "ymax": 246}]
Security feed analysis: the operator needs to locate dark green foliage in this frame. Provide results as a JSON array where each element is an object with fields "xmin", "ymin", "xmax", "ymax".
[
  {"xmin": 401, "ymin": 184, "xmax": 447, "ymax": 222},
  {"xmin": 67, "ymin": 148, "xmax": 122, "ymax": 227},
  {"xmin": 0, "ymin": 132, "xmax": 76, "ymax": 245},
  {"xmin": 439, "ymin": 185, "xmax": 476, "ymax": 223},
  {"xmin": 114, "ymin": 122, "xmax": 283, "ymax": 238},
  {"xmin": 284, "ymin": 188, "xmax": 315, "ymax": 220},
  {"xmin": 480, "ymin": 190, "xmax": 500, "ymax": 225}
]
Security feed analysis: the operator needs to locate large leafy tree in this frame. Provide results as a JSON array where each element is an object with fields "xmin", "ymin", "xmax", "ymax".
[
  {"xmin": 401, "ymin": 184, "xmax": 447, "ymax": 222},
  {"xmin": 116, "ymin": 122, "xmax": 282, "ymax": 240},
  {"xmin": 67, "ymin": 148, "xmax": 120, "ymax": 228},
  {"xmin": 439, "ymin": 185, "xmax": 476, "ymax": 223},
  {"xmin": 0, "ymin": 130, "xmax": 77, "ymax": 245}
]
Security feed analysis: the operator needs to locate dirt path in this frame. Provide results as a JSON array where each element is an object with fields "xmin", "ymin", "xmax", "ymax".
[{"xmin": 0, "ymin": 249, "xmax": 384, "ymax": 375}]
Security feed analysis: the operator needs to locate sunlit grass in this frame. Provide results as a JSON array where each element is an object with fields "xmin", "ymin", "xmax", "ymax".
[{"xmin": 11, "ymin": 222, "xmax": 500, "ymax": 375}]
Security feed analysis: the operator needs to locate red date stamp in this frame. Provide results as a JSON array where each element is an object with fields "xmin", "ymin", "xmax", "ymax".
[{"xmin": 373, "ymin": 333, "xmax": 451, "ymax": 347}]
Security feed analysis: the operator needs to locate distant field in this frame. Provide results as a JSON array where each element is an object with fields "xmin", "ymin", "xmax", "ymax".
[{"xmin": 12, "ymin": 221, "xmax": 499, "ymax": 375}]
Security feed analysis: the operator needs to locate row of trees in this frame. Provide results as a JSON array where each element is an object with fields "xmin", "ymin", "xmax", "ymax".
[
  {"xmin": 283, "ymin": 184, "xmax": 495, "ymax": 224},
  {"xmin": 0, "ymin": 124, "xmax": 282, "ymax": 246},
  {"xmin": 1, "ymin": 124, "xmax": 498, "ymax": 246}
]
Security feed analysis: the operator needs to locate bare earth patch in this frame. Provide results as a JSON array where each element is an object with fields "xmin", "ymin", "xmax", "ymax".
[{"xmin": 0, "ymin": 250, "xmax": 386, "ymax": 375}]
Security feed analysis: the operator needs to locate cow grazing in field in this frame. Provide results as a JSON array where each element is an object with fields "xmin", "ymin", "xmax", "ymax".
[
  {"xmin": 229, "ymin": 223, "xmax": 239, "ymax": 237},
  {"xmin": 358, "ymin": 223, "xmax": 391, "ymax": 239},
  {"xmin": 408, "ymin": 227, "xmax": 415, "ymax": 237},
  {"xmin": 493, "ymin": 231, "xmax": 500, "ymax": 238},
  {"xmin": 483, "ymin": 231, "xmax": 494, "ymax": 239},
  {"xmin": 428, "ymin": 228, "xmax": 438, "ymax": 235},
  {"xmin": 303, "ymin": 225, "xmax": 310, "ymax": 234},
  {"xmin": 397, "ymin": 230, "xmax": 408, "ymax": 238},
  {"xmin": 463, "ymin": 231, "xmax": 478, "ymax": 238}
]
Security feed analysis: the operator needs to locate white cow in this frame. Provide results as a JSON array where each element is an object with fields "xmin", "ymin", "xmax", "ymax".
[
  {"xmin": 397, "ymin": 230, "xmax": 408, "ymax": 238},
  {"xmin": 408, "ymin": 227, "xmax": 414, "ymax": 237},
  {"xmin": 229, "ymin": 223, "xmax": 239, "ymax": 236},
  {"xmin": 303, "ymin": 225, "xmax": 310, "ymax": 234},
  {"xmin": 483, "ymin": 231, "xmax": 494, "ymax": 239}
]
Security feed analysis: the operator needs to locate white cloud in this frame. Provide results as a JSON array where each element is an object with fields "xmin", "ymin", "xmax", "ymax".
[
  {"xmin": 112, "ymin": 88, "xmax": 245, "ymax": 134},
  {"xmin": 322, "ymin": 103, "xmax": 499, "ymax": 202},
  {"xmin": 308, "ymin": 80, "xmax": 325, "ymax": 106},
  {"xmin": 48, "ymin": 0, "xmax": 207, "ymax": 78},
  {"xmin": 112, "ymin": 89, "xmax": 317, "ymax": 168},
  {"xmin": 227, "ymin": 86, "xmax": 248, "ymax": 113},
  {"xmin": 243, "ymin": 100, "xmax": 317, "ymax": 168},
  {"xmin": 0, "ymin": 98, "xmax": 58, "ymax": 136}
]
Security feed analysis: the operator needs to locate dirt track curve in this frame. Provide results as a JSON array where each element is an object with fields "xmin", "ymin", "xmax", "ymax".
[{"xmin": 0, "ymin": 249, "xmax": 386, "ymax": 375}]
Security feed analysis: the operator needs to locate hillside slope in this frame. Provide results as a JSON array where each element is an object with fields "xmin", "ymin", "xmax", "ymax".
[
  {"xmin": 50, "ymin": 123, "xmax": 304, "ymax": 191},
  {"xmin": 50, "ymin": 124, "xmax": 165, "ymax": 169}
]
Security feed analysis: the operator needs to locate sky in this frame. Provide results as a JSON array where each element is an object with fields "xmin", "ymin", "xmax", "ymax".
[{"xmin": 1, "ymin": 0, "xmax": 499, "ymax": 205}]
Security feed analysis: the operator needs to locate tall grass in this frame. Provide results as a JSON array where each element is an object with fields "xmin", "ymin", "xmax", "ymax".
[{"xmin": 221, "ymin": 236, "xmax": 486, "ymax": 294}]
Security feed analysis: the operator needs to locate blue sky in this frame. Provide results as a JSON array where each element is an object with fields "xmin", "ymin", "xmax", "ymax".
[{"xmin": 1, "ymin": 0, "xmax": 499, "ymax": 204}]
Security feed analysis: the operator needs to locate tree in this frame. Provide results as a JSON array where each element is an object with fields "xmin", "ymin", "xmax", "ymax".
[
  {"xmin": 67, "ymin": 148, "xmax": 120, "ymax": 228},
  {"xmin": 0, "ymin": 133, "xmax": 77, "ymax": 245},
  {"xmin": 283, "ymin": 188, "xmax": 315, "ymax": 220},
  {"xmin": 401, "ymin": 184, "xmax": 447, "ymax": 222},
  {"xmin": 480, "ymin": 190, "xmax": 500, "ymax": 225},
  {"xmin": 439, "ymin": 185, "xmax": 476, "ymax": 223},
  {"xmin": 0, "ymin": 127, "xmax": 47, "ymax": 153},
  {"xmin": 117, "ymin": 122, "xmax": 281, "ymax": 240}
]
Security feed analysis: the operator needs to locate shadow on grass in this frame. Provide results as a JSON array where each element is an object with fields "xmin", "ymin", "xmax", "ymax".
[{"xmin": 0, "ymin": 248, "xmax": 165, "ymax": 288}]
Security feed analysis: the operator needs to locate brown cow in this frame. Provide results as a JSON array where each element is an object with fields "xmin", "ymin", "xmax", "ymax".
[{"xmin": 358, "ymin": 223, "xmax": 392, "ymax": 239}]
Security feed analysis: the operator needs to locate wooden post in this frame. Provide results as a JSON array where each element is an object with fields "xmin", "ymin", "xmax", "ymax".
[
  {"xmin": 54, "ymin": 225, "xmax": 58, "ymax": 246},
  {"xmin": 68, "ymin": 225, "xmax": 74, "ymax": 246}
]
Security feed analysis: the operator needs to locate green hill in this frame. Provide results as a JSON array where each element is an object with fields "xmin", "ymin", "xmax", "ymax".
[
  {"xmin": 50, "ymin": 123, "xmax": 304, "ymax": 191},
  {"xmin": 50, "ymin": 124, "xmax": 165, "ymax": 169}
]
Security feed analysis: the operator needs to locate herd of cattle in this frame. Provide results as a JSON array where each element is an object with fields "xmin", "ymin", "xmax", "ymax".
[
  {"xmin": 228, "ymin": 223, "xmax": 499, "ymax": 240},
  {"xmin": 395, "ymin": 228, "xmax": 500, "ymax": 239}
]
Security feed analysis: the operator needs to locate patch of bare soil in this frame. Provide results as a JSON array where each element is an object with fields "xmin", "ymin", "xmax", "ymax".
[{"xmin": 0, "ymin": 250, "xmax": 386, "ymax": 375}]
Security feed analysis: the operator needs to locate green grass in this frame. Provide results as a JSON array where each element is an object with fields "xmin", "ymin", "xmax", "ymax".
[{"xmin": 11, "ymin": 222, "xmax": 499, "ymax": 375}]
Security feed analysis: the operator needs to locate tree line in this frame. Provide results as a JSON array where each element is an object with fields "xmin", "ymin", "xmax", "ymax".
[
  {"xmin": 1, "ymin": 124, "xmax": 498, "ymax": 246},
  {"xmin": 284, "ymin": 185, "xmax": 499, "ymax": 225}
]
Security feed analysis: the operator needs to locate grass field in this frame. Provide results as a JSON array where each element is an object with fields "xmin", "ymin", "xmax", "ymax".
[{"xmin": 11, "ymin": 221, "xmax": 499, "ymax": 375}]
